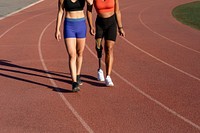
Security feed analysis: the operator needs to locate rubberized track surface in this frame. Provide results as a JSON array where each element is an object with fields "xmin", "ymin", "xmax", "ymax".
[{"xmin": 0, "ymin": 0, "xmax": 200, "ymax": 132}]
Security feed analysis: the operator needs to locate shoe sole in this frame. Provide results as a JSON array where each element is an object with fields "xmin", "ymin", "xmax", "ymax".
[
  {"xmin": 72, "ymin": 87, "xmax": 80, "ymax": 92},
  {"xmin": 106, "ymin": 84, "xmax": 114, "ymax": 87}
]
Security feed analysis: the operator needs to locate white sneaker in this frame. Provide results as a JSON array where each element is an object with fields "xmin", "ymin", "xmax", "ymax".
[
  {"xmin": 105, "ymin": 76, "xmax": 114, "ymax": 86},
  {"xmin": 97, "ymin": 69, "xmax": 105, "ymax": 81}
]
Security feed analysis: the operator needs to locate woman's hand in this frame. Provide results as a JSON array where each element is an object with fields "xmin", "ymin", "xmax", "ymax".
[
  {"xmin": 90, "ymin": 26, "xmax": 95, "ymax": 36},
  {"xmin": 55, "ymin": 30, "xmax": 61, "ymax": 41},
  {"xmin": 118, "ymin": 28, "xmax": 125, "ymax": 37}
]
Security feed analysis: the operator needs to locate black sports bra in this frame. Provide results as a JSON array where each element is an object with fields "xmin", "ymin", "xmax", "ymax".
[{"xmin": 64, "ymin": 0, "xmax": 85, "ymax": 11}]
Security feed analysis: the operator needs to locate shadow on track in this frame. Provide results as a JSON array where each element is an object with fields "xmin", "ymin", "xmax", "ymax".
[
  {"xmin": 0, "ymin": 60, "xmax": 105, "ymax": 92},
  {"xmin": 81, "ymin": 74, "xmax": 106, "ymax": 87}
]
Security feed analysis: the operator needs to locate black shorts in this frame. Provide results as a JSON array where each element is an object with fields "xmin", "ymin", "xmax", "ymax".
[{"xmin": 95, "ymin": 14, "xmax": 117, "ymax": 41}]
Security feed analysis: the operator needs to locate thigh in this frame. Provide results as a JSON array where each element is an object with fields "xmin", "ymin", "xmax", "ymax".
[
  {"xmin": 76, "ymin": 38, "xmax": 86, "ymax": 53},
  {"xmin": 105, "ymin": 40, "xmax": 115, "ymax": 50},
  {"xmin": 95, "ymin": 20, "xmax": 104, "ymax": 39},
  {"xmin": 65, "ymin": 38, "xmax": 76, "ymax": 56},
  {"xmin": 105, "ymin": 22, "xmax": 117, "ymax": 41}
]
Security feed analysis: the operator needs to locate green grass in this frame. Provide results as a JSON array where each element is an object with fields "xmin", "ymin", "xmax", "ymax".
[{"xmin": 172, "ymin": 1, "xmax": 200, "ymax": 30}]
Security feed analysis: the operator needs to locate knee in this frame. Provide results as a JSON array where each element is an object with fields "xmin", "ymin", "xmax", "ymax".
[
  {"xmin": 76, "ymin": 50, "xmax": 83, "ymax": 57},
  {"xmin": 105, "ymin": 46, "xmax": 114, "ymax": 55},
  {"xmin": 68, "ymin": 52, "xmax": 76, "ymax": 60}
]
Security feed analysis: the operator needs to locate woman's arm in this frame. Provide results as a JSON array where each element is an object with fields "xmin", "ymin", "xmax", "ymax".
[
  {"xmin": 115, "ymin": 0, "xmax": 125, "ymax": 37},
  {"xmin": 55, "ymin": 0, "xmax": 64, "ymax": 41},
  {"xmin": 86, "ymin": 3, "xmax": 95, "ymax": 36}
]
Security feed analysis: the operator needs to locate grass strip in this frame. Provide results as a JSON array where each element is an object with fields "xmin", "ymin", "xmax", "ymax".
[{"xmin": 172, "ymin": 1, "xmax": 200, "ymax": 30}]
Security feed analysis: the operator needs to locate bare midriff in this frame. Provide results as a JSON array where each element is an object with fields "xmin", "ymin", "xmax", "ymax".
[
  {"xmin": 65, "ymin": 10, "xmax": 85, "ymax": 18},
  {"xmin": 97, "ymin": 11, "xmax": 114, "ymax": 18}
]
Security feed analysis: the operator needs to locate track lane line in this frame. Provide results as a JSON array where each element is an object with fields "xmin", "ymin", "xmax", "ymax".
[
  {"xmin": 84, "ymin": 3, "xmax": 200, "ymax": 129},
  {"xmin": 86, "ymin": 43, "xmax": 200, "ymax": 131},
  {"xmin": 0, "ymin": 0, "xmax": 56, "ymax": 39},
  {"xmin": 121, "ymin": 37, "xmax": 200, "ymax": 82},
  {"xmin": 0, "ymin": 2, "xmax": 94, "ymax": 132},
  {"xmin": 120, "ymin": 1, "xmax": 200, "ymax": 54},
  {"xmin": 0, "ymin": 12, "xmax": 50, "ymax": 39},
  {"xmin": 120, "ymin": 2, "xmax": 200, "ymax": 82},
  {"xmin": 138, "ymin": 6, "xmax": 200, "ymax": 54},
  {"xmin": 1, "ymin": 0, "xmax": 200, "ymax": 131}
]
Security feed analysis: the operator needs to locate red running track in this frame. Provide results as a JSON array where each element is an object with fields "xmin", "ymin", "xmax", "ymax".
[{"xmin": 0, "ymin": 0, "xmax": 200, "ymax": 132}]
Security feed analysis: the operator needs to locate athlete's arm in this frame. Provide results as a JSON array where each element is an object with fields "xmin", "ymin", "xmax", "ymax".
[
  {"xmin": 115, "ymin": 0, "xmax": 125, "ymax": 37},
  {"xmin": 55, "ymin": 0, "xmax": 65, "ymax": 41},
  {"xmin": 87, "ymin": 3, "xmax": 95, "ymax": 36}
]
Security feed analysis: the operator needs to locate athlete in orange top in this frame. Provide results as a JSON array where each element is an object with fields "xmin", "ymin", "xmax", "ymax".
[{"xmin": 87, "ymin": 0, "xmax": 125, "ymax": 86}]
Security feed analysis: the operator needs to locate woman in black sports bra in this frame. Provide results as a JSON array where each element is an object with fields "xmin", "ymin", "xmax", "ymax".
[{"xmin": 55, "ymin": 0, "xmax": 93, "ymax": 92}]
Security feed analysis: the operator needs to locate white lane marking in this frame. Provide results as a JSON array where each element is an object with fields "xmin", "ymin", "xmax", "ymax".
[
  {"xmin": 0, "ymin": 2, "xmax": 94, "ymax": 132},
  {"xmin": 0, "ymin": 0, "xmax": 44, "ymax": 20},
  {"xmin": 120, "ymin": 3, "xmax": 200, "ymax": 81},
  {"xmin": 2, "ymin": 0, "xmax": 199, "ymax": 131},
  {"xmin": 38, "ymin": 20, "xmax": 94, "ymax": 133},
  {"xmin": 0, "ymin": 0, "xmax": 57, "ymax": 39},
  {"xmin": 119, "ymin": 2, "xmax": 200, "ymax": 81},
  {"xmin": 138, "ymin": 6, "xmax": 200, "ymax": 54},
  {"xmin": 86, "ymin": 44, "xmax": 200, "ymax": 131},
  {"xmin": 0, "ymin": 13, "xmax": 45, "ymax": 39},
  {"xmin": 121, "ymin": 37, "xmax": 200, "ymax": 82}
]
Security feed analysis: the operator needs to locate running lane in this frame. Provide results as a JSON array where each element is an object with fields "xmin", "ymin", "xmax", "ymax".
[{"xmin": 0, "ymin": 0, "xmax": 200, "ymax": 133}]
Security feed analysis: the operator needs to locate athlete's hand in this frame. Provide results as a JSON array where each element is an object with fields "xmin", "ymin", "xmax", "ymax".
[
  {"xmin": 55, "ymin": 30, "xmax": 61, "ymax": 41},
  {"xmin": 90, "ymin": 27, "xmax": 95, "ymax": 36},
  {"xmin": 118, "ymin": 28, "xmax": 125, "ymax": 37}
]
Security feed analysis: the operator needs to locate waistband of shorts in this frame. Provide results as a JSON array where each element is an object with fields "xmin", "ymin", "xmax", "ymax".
[
  {"xmin": 65, "ymin": 17, "xmax": 85, "ymax": 22},
  {"xmin": 97, "ymin": 14, "xmax": 115, "ymax": 20}
]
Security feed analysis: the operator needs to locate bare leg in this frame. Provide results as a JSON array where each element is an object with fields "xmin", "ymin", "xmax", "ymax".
[
  {"xmin": 65, "ymin": 38, "xmax": 77, "ymax": 83},
  {"xmin": 104, "ymin": 40, "xmax": 115, "ymax": 76},
  {"xmin": 76, "ymin": 38, "xmax": 86, "ymax": 75}
]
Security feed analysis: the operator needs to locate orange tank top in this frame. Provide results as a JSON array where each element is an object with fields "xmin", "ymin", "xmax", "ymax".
[{"xmin": 94, "ymin": 0, "xmax": 115, "ymax": 14}]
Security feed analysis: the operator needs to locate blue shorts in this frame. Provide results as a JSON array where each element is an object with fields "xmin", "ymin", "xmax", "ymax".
[{"xmin": 64, "ymin": 17, "xmax": 87, "ymax": 38}]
